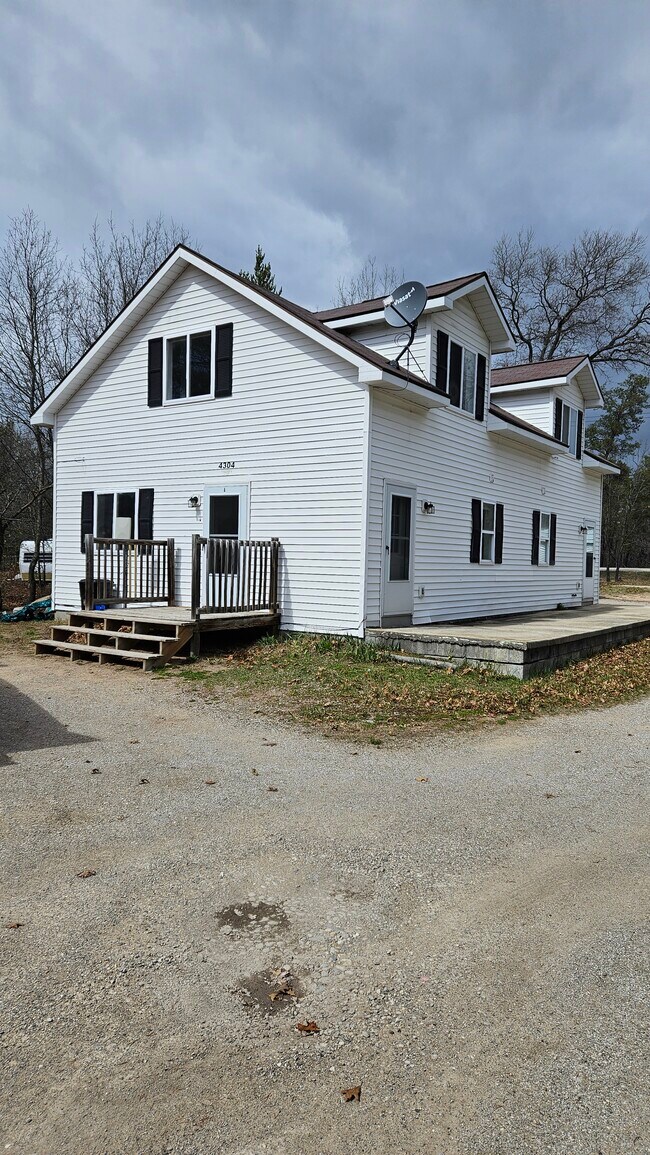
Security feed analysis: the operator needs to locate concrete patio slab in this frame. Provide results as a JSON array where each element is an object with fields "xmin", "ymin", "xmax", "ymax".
[{"xmin": 366, "ymin": 601, "xmax": 650, "ymax": 678}]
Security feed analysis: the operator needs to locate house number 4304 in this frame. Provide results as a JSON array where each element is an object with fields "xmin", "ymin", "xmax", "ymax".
[{"xmin": 218, "ymin": 461, "xmax": 235, "ymax": 469}]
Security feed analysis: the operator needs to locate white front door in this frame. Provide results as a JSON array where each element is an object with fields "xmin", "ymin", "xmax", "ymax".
[
  {"xmin": 583, "ymin": 524, "xmax": 595, "ymax": 602},
  {"xmin": 203, "ymin": 484, "xmax": 249, "ymax": 608},
  {"xmin": 382, "ymin": 484, "xmax": 415, "ymax": 625}
]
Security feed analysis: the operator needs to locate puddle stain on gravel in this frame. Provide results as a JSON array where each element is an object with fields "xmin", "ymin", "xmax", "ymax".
[
  {"xmin": 236, "ymin": 968, "xmax": 305, "ymax": 1016},
  {"xmin": 216, "ymin": 900, "xmax": 289, "ymax": 936}
]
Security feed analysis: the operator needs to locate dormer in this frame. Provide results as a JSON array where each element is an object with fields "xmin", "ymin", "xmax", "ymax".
[{"xmin": 490, "ymin": 356, "xmax": 603, "ymax": 457}]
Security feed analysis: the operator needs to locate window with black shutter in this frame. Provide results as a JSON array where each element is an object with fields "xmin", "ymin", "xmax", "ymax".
[
  {"xmin": 449, "ymin": 342, "xmax": 463, "ymax": 407},
  {"xmin": 148, "ymin": 338, "xmax": 163, "ymax": 407},
  {"xmin": 80, "ymin": 491, "xmax": 94, "ymax": 552},
  {"xmin": 138, "ymin": 489, "xmax": 154, "ymax": 540},
  {"xmin": 215, "ymin": 323, "xmax": 234, "ymax": 397}
]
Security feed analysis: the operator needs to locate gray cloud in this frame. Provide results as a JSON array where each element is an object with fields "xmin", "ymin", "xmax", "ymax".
[{"xmin": 2, "ymin": 0, "xmax": 650, "ymax": 310}]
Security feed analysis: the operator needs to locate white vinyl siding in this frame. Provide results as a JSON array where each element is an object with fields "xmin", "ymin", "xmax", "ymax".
[
  {"xmin": 366, "ymin": 386, "xmax": 602, "ymax": 625},
  {"xmin": 53, "ymin": 267, "xmax": 368, "ymax": 634}
]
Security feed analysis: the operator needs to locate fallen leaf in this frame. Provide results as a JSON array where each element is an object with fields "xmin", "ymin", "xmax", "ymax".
[
  {"xmin": 544, "ymin": 792, "xmax": 557, "ymax": 799},
  {"xmin": 4, "ymin": 921, "xmax": 24, "ymax": 930},
  {"xmin": 251, "ymin": 768, "xmax": 259, "ymax": 776},
  {"xmin": 204, "ymin": 779, "xmax": 217, "ymax": 786},
  {"xmin": 76, "ymin": 869, "xmax": 96, "ymax": 879},
  {"xmin": 416, "ymin": 776, "xmax": 430, "ymax": 783},
  {"xmin": 139, "ymin": 777, "xmax": 150, "ymax": 785},
  {"xmin": 269, "ymin": 984, "xmax": 297, "ymax": 1002},
  {"xmin": 341, "ymin": 1085, "xmax": 361, "ymax": 1103},
  {"xmin": 91, "ymin": 768, "xmax": 101, "ymax": 775},
  {"xmin": 267, "ymin": 786, "xmax": 278, "ymax": 793},
  {"xmin": 263, "ymin": 740, "xmax": 277, "ymax": 747},
  {"xmin": 129, "ymin": 739, "xmax": 139, "ymax": 744},
  {"xmin": 296, "ymin": 1020, "xmax": 320, "ymax": 1034}
]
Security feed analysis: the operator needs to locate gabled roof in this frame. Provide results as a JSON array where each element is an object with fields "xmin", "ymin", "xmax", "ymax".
[
  {"xmin": 491, "ymin": 356, "xmax": 587, "ymax": 387},
  {"xmin": 32, "ymin": 245, "xmax": 447, "ymax": 426},
  {"xmin": 491, "ymin": 355, "xmax": 603, "ymax": 407},
  {"xmin": 315, "ymin": 271, "xmax": 515, "ymax": 354},
  {"xmin": 314, "ymin": 273, "xmax": 483, "ymax": 322}
]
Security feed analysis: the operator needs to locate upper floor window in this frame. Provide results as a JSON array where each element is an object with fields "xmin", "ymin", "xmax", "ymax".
[
  {"xmin": 554, "ymin": 398, "xmax": 583, "ymax": 458},
  {"xmin": 435, "ymin": 331, "xmax": 486, "ymax": 422},
  {"xmin": 167, "ymin": 331, "xmax": 212, "ymax": 400},
  {"xmin": 147, "ymin": 324, "xmax": 233, "ymax": 408}
]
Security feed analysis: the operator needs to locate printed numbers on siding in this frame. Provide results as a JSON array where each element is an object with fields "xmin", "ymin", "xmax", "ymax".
[{"xmin": 218, "ymin": 461, "xmax": 235, "ymax": 470}]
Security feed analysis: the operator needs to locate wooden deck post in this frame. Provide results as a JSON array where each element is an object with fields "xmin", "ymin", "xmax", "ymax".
[
  {"xmin": 270, "ymin": 538, "xmax": 280, "ymax": 612},
  {"xmin": 191, "ymin": 534, "xmax": 201, "ymax": 618},
  {"xmin": 166, "ymin": 538, "xmax": 176, "ymax": 606},
  {"xmin": 84, "ymin": 535, "xmax": 94, "ymax": 609}
]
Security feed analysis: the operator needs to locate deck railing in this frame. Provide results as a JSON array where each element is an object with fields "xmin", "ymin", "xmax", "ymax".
[
  {"xmin": 83, "ymin": 535, "xmax": 175, "ymax": 610},
  {"xmin": 191, "ymin": 535, "xmax": 280, "ymax": 616}
]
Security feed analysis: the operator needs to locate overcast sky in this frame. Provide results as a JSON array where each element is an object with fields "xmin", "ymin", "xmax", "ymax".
[{"xmin": 2, "ymin": 0, "xmax": 650, "ymax": 310}]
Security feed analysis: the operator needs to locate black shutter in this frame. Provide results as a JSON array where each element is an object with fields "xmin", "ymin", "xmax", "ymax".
[
  {"xmin": 215, "ymin": 323, "xmax": 233, "ymax": 397},
  {"xmin": 81, "ymin": 491, "xmax": 94, "ymax": 552},
  {"xmin": 449, "ymin": 342, "xmax": 462, "ymax": 408},
  {"xmin": 531, "ymin": 509, "xmax": 540, "ymax": 565},
  {"xmin": 553, "ymin": 397, "xmax": 562, "ymax": 440},
  {"xmin": 148, "ymin": 338, "xmax": 163, "ymax": 408},
  {"xmin": 470, "ymin": 499, "xmax": 481, "ymax": 563},
  {"xmin": 138, "ymin": 489, "xmax": 154, "ymax": 540},
  {"xmin": 475, "ymin": 354, "xmax": 486, "ymax": 422},
  {"xmin": 435, "ymin": 330, "xmax": 449, "ymax": 393},
  {"xmin": 495, "ymin": 503, "xmax": 504, "ymax": 564},
  {"xmin": 576, "ymin": 410, "xmax": 583, "ymax": 459},
  {"xmin": 549, "ymin": 514, "xmax": 557, "ymax": 566}
]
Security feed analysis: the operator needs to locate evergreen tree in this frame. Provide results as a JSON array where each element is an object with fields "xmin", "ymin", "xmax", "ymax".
[{"xmin": 239, "ymin": 245, "xmax": 282, "ymax": 295}]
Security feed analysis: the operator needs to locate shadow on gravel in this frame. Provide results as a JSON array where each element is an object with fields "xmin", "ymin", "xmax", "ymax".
[{"xmin": 0, "ymin": 675, "xmax": 93, "ymax": 766}]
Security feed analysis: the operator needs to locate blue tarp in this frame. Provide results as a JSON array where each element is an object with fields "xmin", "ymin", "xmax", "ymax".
[{"xmin": 0, "ymin": 596, "xmax": 55, "ymax": 623}]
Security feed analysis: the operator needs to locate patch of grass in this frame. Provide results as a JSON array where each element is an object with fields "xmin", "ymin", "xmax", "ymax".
[
  {"xmin": 162, "ymin": 631, "xmax": 650, "ymax": 741},
  {"xmin": 0, "ymin": 620, "xmax": 52, "ymax": 654}
]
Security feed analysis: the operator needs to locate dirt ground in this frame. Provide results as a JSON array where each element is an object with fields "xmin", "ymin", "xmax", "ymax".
[{"xmin": 1, "ymin": 647, "xmax": 649, "ymax": 1155}]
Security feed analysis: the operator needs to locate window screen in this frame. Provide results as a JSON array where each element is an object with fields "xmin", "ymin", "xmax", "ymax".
[
  {"xmin": 190, "ymin": 331, "xmax": 211, "ymax": 396},
  {"xmin": 209, "ymin": 494, "xmax": 239, "ymax": 538}
]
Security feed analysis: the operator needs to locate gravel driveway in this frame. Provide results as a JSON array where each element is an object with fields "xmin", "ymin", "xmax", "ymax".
[{"xmin": 1, "ymin": 650, "xmax": 649, "ymax": 1155}]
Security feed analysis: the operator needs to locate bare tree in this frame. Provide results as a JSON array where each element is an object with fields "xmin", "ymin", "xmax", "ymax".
[
  {"xmin": 334, "ymin": 255, "xmax": 405, "ymax": 306},
  {"xmin": 491, "ymin": 228, "xmax": 650, "ymax": 372},
  {"xmin": 0, "ymin": 210, "xmax": 72, "ymax": 599},
  {"xmin": 76, "ymin": 215, "xmax": 192, "ymax": 347}
]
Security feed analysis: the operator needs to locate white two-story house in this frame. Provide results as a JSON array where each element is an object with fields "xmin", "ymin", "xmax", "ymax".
[{"xmin": 32, "ymin": 244, "xmax": 616, "ymax": 638}]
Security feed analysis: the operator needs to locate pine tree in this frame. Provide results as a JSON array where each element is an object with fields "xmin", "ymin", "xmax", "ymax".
[{"xmin": 239, "ymin": 245, "xmax": 281, "ymax": 295}]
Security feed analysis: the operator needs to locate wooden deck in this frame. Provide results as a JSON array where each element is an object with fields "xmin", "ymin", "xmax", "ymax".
[{"xmin": 36, "ymin": 605, "xmax": 280, "ymax": 671}]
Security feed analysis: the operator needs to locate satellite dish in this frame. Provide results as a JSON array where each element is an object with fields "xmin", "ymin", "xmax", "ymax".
[{"xmin": 383, "ymin": 281, "xmax": 427, "ymax": 328}]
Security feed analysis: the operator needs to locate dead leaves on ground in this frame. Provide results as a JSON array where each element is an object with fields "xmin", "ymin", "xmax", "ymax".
[
  {"xmin": 295, "ymin": 1020, "xmax": 320, "ymax": 1034},
  {"xmin": 204, "ymin": 779, "xmax": 217, "ymax": 786},
  {"xmin": 544, "ymin": 792, "xmax": 558, "ymax": 799},
  {"xmin": 267, "ymin": 786, "xmax": 278, "ymax": 793},
  {"xmin": 139, "ymin": 777, "xmax": 150, "ymax": 785},
  {"xmin": 76, "ymin": 869, "xmax": 96, "ymax": 879},
  {"xmin": 415, "ymin": 776, "xmax": 430, "ymax": 783},
  {"xmin": 341, "ymin": 1085, "xmax": 362, "ymax": 1103},
  {"xmin": 4, "ymin": 921, "xmax": 24, "ymax": 930}
]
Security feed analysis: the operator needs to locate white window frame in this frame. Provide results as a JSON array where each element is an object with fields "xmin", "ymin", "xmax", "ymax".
[
  {"xmin": 95, "ymin": 490, "xmax": 139, "ymax": 540},
  {"xmin": 559, "ymin": 401, "xmax": 580, "ymax": 455},
  {"xmin": 480, "ymin": 500, "xmax": 496, "ymax": 564},
  {"xmin": 538, "ymin": 511, "xmax": 551, "ymax": 566},
  {"xmin": 164, "ymin": 327, "xmax": 214, "ymax": 404},
  {"xmin": 439, "ymin": 338, "xmax": 479, "ymax": 417}
]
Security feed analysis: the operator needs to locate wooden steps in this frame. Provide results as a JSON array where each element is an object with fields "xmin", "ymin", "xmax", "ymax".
[{"xmin": 35, "ymin": 611, "xmax": 194, "ymax": 672}]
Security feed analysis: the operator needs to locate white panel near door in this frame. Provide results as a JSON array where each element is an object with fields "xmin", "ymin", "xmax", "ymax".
[{"xmin": 382, "ymin": 483, "xmax": 416, "ymax": 625}]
